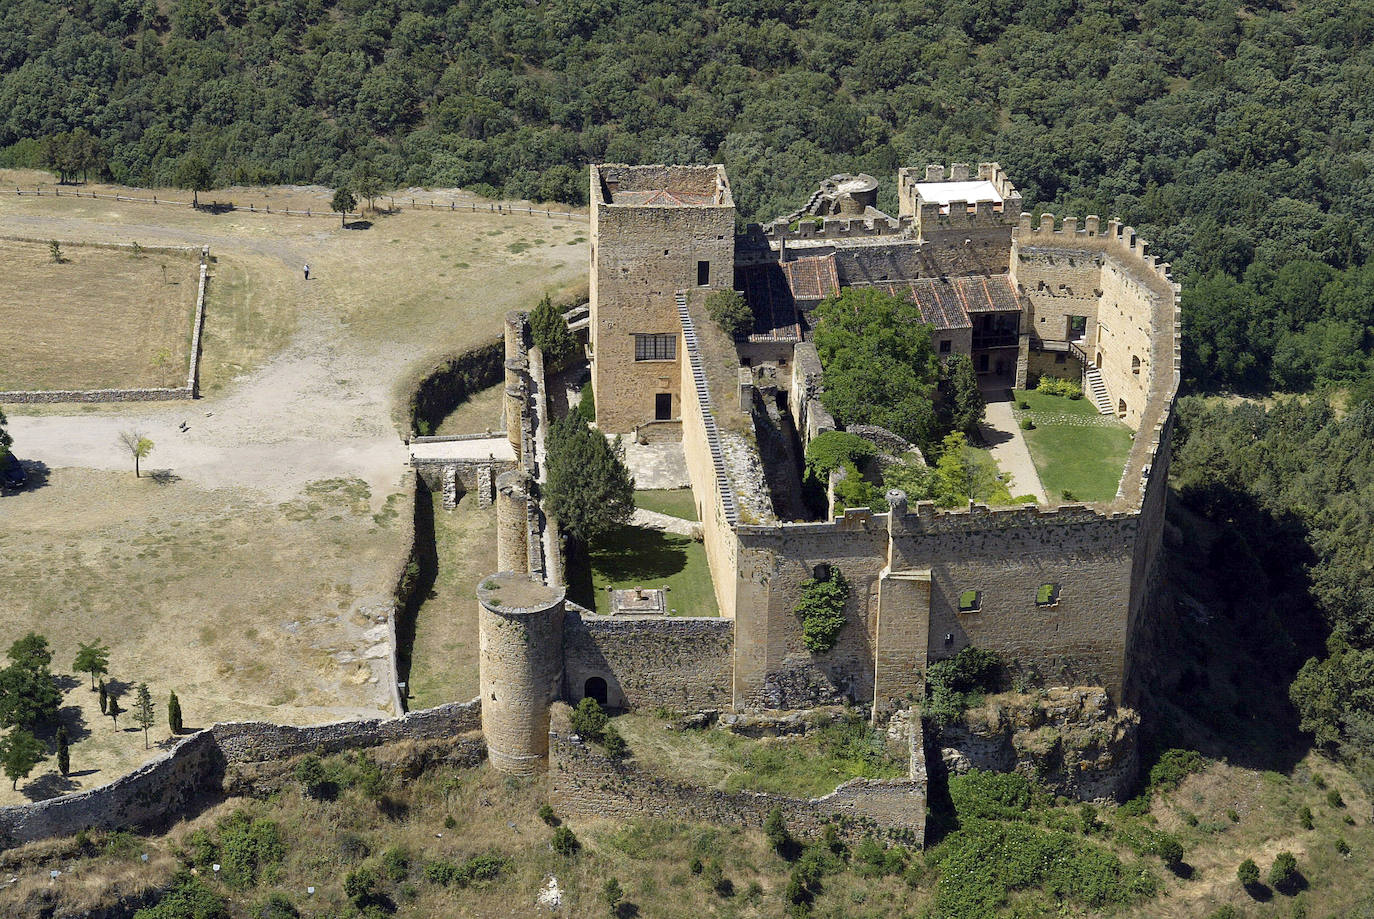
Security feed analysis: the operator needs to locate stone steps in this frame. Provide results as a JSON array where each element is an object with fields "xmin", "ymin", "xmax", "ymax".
[{"xmin": 1084, "ymin": 365, "xmax": 1114, "ymax": 415}]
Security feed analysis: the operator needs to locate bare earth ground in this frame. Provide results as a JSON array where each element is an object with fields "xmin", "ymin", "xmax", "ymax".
[
  {"xmin": 0, "ymin": 169, "xmax": 586, "ymax": 804},
  {"xmin": 0, "ymin": 239, "xmax": 201, "ymax": 391}
]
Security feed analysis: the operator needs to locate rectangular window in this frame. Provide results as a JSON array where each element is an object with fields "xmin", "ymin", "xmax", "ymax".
[
  {"xmin": 697, "ymin": 260, "xmax": 710, "ymax": 286},
  {"xmin": 634, "ymin": 333, "xmax": 676, "ymax": 361},
  {"xmin": 939, "ymin": 339, "xmax": 952, "ymax": 354},
  {"xmin": 655, "ymin": 393, "xmax": 672, "ymax": 419},
  {"xmin": 1068, "ymin": 315, "xmax": 1087, "ymax": 339}
]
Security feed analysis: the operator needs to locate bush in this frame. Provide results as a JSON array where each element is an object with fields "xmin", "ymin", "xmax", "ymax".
[
  {"xmin": 294, "ymin": 754, "xmax": 332, "ymax": 799},
  {"xmin": 343, "ymin": 866, "xmax": 379, "ymax": 907},
  {"xmin": 1227, "ymin": 808, "xmax": 1240, "ymax": 823},
  {"xmin": 602, "ymin": 877, "xmax": 623, "ymax": 915},
  {"xmin": 218, "ymin": 813, "xmax": 284, "ymax": 890},
  {"xmin": 575, "ymin": 382, "xmax": 595, "ymax": 423},
  {"xmin": 764, "ymin": 808, "xmax": 790, "ymax": 854},
  {"xmin": 1020, "ymin": 417, "xmax": 1034, "ymax": 430},
  {"xmin": 1147, "ymin": 749, "xmax": 1205, "ymax": 794},
  {"xmin": 1017, "ymin": 400, "xmax": 1030, "ymax": 410},
  {"xmin": 1327, "ymin": 789, "xmax": 1345, "ymax": 808},
  {"xmin": 133, "ymin": 870, "xmax": 229, "ymax": 919},
  {"xmin": 803, "ymin": 431, "xmax": 876, "ymax": 483},
  {"xmin": 537, "ymin": 803, "xmax": 558, "ymax": 825},
  {"xmin": 689, "ymin": 857, "xmax": 703, "ymax": 875},
  {"xmin": 1268, "ymin": 851, "xmax": 1298, "ymax": 890},
  {"xmin": 706, "ymin": 289, "xmax": 754, "ymax": 338},
  {"xmin": 381, "ymin": 846, "xmax": 410, "ymax": 882},
  {"xmin": 602, "ymin": 724, "xmax": 629, "ymax": 759},
  {"xmin": 551, "ymin": 825, "xmax": 580, "ymax": 856},
  {"xmin": 795, "ymin": 568, "xmax": 849, "ymax": 653},
  {"xmin": 252, "ymin": 893, "xmax": 298, "ymax": 919},
  {"xmin": 1036, "ymin": 376, "xmax": 1083, "ymax": 399},
  {"xmin": 1153, "ymin": 833, "xmax": 1184, "ymax": 867},
  {"xmin": 1299, "ymin": 805, "xmax": 1314, "ymax": 830},
  {"xmin": 1336, "ymin": 836, "xmax": 1351, "ymax": 856},
  {"xmin": 1205, "ymin": 907, "xmax": 1243, "ymax": 919},
  {"xmin": 570, "ymin": 697, "xmax": 608, "ymax": 742},
  {"xmin": 1237, "ymin": 858, "xmax": 1260, "ymax": 887},
  {"xmin": 949, "ymin": 770, "xmax": 1035, "ymax": 821}
]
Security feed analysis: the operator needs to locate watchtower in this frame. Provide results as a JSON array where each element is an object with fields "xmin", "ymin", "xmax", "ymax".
[{"xmin": 588, "ymin": 164, "xmax": 736, "ymax": 435}]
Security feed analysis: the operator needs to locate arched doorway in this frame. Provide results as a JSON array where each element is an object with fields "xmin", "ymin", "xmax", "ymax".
[{"xmin": 584, "ymin": 676, "xmax": 608, "ymax": 707}]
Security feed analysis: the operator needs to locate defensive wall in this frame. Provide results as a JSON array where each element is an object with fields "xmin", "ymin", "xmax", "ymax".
[
  {"xmin": 0, "ymin": 701, "xmax": 482, "ymax": 848},
  {"xmin": 548, "ymin": 703, "xmax": 927, "ymax": 843}
]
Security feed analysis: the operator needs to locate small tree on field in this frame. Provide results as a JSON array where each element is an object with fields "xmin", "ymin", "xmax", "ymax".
[
  {"xmin": 764, "ymin": 807, "xmax": 790, "ymax": 854},
  {"xmin": 118, "ymin": 431, "xmax": 154, "ymax": 478},
  {"xmin": 1237, "ymin": 858, "xmax": 1260, "ymax": 888},
  {"xmin": 73, "ymin": 640, "xmax": 110, "ymax": 690},
  {"xmin": 706, "ymin": 289, "xmax": 754, "ymax": 338},
  {"xmin": 1268, "ymin": 851, "xmax": 1299, "ymax": 892},
  {"xmin": 56, "ymin": 725, "xmax": 70, "ymax": 776},
  {"xmin": 550, "ymin": 825, "xmax": 579, "ymax": 856},
  {"xmin": 529, "ymin": 294, "xmax": 576, "ymax": 364},
  {"xmin": 331, "ymin": 187, "xmax": 357, "ymax": 227},
  {"xmin": 107, "ymin": 692, "xmax": 123, "ymax": 729},
  {"xmin": 569, "ymin": 697, "xmax": 608, "ymax": 742},
  {"xmin": 0, "ymin": 407, "xmax": 11, "ymax": 461},
  {"xmin": 0, "ymin": 633, "xmax": 61, "ymax": 730},
  {"xmin": 602, "ymin": 877, "xmax": 623, "ymax": 916},
  {"xmin": 174, "ymin": 154, "xmax": 213, "ymax": 207},
  {"xmin": 0, "ymin": 728, "xmax": 45, "ymax": 790},
  {"xmin": 49, "ymin": 240, "xmax": 63, "ymax": 263},
  {"xmin": 168, "ymin": 690, "xmax": 183, "ymax": 734},
  {"xmin": 353, "ymin": 159, "xmax": 382, "ymax": 212},
  {"xmin": 946, "ymin": 354, "xmax": 985, "ymax": 435},
  {"xmin": 98, "ymin": 679, "xmax": 107, "ymax": 715},
  {"xmin": 132, "ymin": 683, "xmax": 155, "ymax": 748}
]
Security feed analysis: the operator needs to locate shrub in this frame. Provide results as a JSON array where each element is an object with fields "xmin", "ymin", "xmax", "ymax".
[
  {"xmin": 1336, "ymin": 836, "xmax": 1351, "ymax": 856},
  {"xmin": 575, "ymin": 382, "xmax": 595, "ymax": 423},
  {"xmin": 1299, "ymin": 805, "xmax": 1313, "ymax": 830},
  {"xmin": 602, "ymin": 723, "xmax": 629, "ymax": 760},
  {"xmin": 1036, "ymin": 376, "xmax": 1083, "ymax": 399},
  {"xmin": 252, "ymin": 893, "xmax": 298, "ymax": 919},
  {"xmin": 423, "ymin": 860, "xmax": 458, "ymax": 885},
  {"xmin": 1147, "ymin": 749, "xmax": 1205, "ymax": 794},
  {"xmin": 1267, "ymin": 851, "xmax": 1298, "ymax": 890},
  {"xmin": 1079, "ymin": 803, "xmax": 1098, "ymax": 834},
  {"xmin": 551, "ymin": 825, "xmax": 579, "ymax": 856},
  {"xmin": 537, "ymin": 803, "xmax": 558, "ymax": 825},
  {"xmin": 1205, "ymin": 907, "xmax": 1243, "ymax": 919},
  {"xmin": 570, "ymin": 697, "xmax": 608, "ymax": 742},
  {"xmin": 1327, "ymin": 789, "xmax": 1345, "ymax": 808},
  {"xmin": 689, "ymin": 857, "xmax": 703, "ymax": 875},
  {"xmin": 1312, "ymin": 773, "xmax": 1327, "ymax": 789},
  {"xmin": 1153, "ymin": 833, "xmax": 1184, "ymax": 867},
  {"xmin": 1237, "ymin": 858, "xmax": 1260, "ymax": 887},
  {"xmin": 795, "ymin": 568, "xmax": 849, "ymax": 653},
  {"xmin": 343, "ymin": 866, "xmax": 380, "ymax": 907},
  {"xmin": 703, "ymin": 858, "xmax": 729, "ymax": 895},
  {"xmin": 764, "ymin": 808, "xmax": 790, "ymax": 854},
  {"xmin": 294, "ymin": 754, "xmax": 332, "ymax": 799},
  {"xmin": 381, "ymin": 846, "xmax": 410, "ymax": 882},
  {"xmin": 218, "ymin": 813, "xmax": 284, "ymax": 889},
  {"xmin": 803, "ymin": 431, "xmax": 875, "ymax": 484},
  {"xmin": 1020, "ymin": 417, "xmax": 1035, "ymax": 430},
  {"xmin": 706, "ymin": 289, "xmax": 754, "ymax": 338},
  {"xmin": 949, "ymin": 770, "xmax": 1034, "ymax": 821},
  {"xmin": 1227, "ymin": 808, "xmax": 1240, "ymax": 823},
  {"xmin": 530, "ymin": 294, "xmax": 576, "ymax": 363},
  {"xmin": 133, "ymin": 870, "xmax": 228, "ymax": 919},
  {"xmin": 1017, "ymin": 400, "xmax": 1030, "ymax": 410},
  {"xmin": 602, "ymin": 877, "xmax": 623, "ymax": 915}
]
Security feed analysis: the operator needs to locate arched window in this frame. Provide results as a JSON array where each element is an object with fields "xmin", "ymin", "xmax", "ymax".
[
  {"xmin": 1118, "ymin": 398, "xmax": 1127, "ymax": 417},
  {"xmin": 1131, "ymin": 355, "xmax": 1141, "ymax": 375},
  {"xmin": 584, "ymin": 677, "xmax": 608, "ymax": 706}
]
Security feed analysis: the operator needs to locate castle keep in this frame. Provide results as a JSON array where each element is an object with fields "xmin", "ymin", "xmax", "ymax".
[{"xmin": 476, "ymin": 162, "xmax": 1179, "ymax": 809}]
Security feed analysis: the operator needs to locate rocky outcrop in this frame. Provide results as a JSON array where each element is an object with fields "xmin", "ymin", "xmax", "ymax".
[{"xmin": 937, "ymin": 687, "xmax": 1138, "ymax": 802}]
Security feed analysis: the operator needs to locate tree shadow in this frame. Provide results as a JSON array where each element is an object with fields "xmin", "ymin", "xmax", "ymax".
[
  {"xmin": 1145, "ymin": 487, "xmax": 1322, "ymax": 776},
  {"xmin": 23, "ymin": 771, "xmax": 80, "ymax": 801},
  {"xmin": 344, "ymin": 220, "xmax": 373, "ymax": 230},
  {"xmin": 147, "ymin": 469, "xmax": 181, "ymax": 486},
  {"xmin": 0, "ymin": 459, "xmax": 50, "ymax": 495},
  {"xmin": 54, "ymin": 674, "xmax": 81, "ymax": 692},
  {"xmin": 392, "ymin": 479, "xmax": 438, "ymax": 705},
  {"xmin": 1168, "ymin": 861, "xmax": 1195, "ymax": 880},
  {"xmin": 57, "ymin": 704, "xmax": 91, "ymax": 743},
  {"xmin": 614, "ymin": 903, "xmax": 640, "ymax": 919},
  {"xmin": 587, "ymin": 526, "xmax": 690, "ymax": 584},
  {"xmin": 1243, "ymin": 881, "xmax": 1273, "ymax": 902}
]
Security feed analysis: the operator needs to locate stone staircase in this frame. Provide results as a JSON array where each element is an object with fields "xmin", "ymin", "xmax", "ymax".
[{"xmin": 1084, "ymin": 363, "xmax": 1114, "ymax": 415}]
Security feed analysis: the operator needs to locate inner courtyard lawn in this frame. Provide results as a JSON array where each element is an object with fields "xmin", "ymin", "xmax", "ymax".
[
  {"xmin": 570, "ymin": 523, "xmax": 718, "ymax": 617},
  {"xmin": 1013, "ymin": 389, "xmax": 1134, "ymax": 503},
  {"xmin": 633, "ymin": 488, "xmax": 699, "ymax": 521}
]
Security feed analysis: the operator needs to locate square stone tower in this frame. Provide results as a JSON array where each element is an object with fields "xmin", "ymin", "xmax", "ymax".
[{"xmin": 589, "ymin": 164, "xmax": 736, "ymax": 436}]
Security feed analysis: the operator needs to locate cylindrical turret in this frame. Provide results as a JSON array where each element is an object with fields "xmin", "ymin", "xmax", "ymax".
[
  {"xmin": 495, "ymin": 469, "xmax": 531, "ymax": 574},
  {"xmin": 478, "ymin": 572, "xmax": 566, "ymax": 775}
]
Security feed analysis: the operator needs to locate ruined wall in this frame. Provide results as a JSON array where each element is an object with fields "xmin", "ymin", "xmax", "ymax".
[
  {"xmin": 548, "ymin": 705, "xmax": 926, "ymax": 842},
  {"xmin": 0, "ymin": 701, "xmax": 482, "ymax": 847},
  {"xmin": 589, "ymin": 165, "xmax": 735, "ymax": 434},
  {"xmin": 562, "ymin": 611, "xmax": 733, "ymax": 711}
]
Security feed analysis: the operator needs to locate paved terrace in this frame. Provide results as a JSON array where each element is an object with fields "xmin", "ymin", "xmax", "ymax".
[{"xmin": 408, "ymin": 435, "xmax": 515, "ymax": 464}]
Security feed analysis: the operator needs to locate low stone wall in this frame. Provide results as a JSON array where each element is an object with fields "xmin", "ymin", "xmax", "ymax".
[
  {"xmin": 407, "ymin": 340, "xmax": 505, "ymax": 435},
  {"xmin": 549, "ymin": 705, "xmax": 926, "ymax": 843},
  {"xmin": 563, "ymin": 612, "xmax": 733, "ymax": 711},
  {"xmin": 0, "ymin": 699, "xmax": 481, "ymax": 848}
]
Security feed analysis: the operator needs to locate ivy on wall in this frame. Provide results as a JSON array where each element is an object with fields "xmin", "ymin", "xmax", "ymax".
[{"xmin": 796, "ymin": 568, "xmax": 850, "ymax": 654}]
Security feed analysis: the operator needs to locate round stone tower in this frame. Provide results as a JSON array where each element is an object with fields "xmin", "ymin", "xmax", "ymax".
[
  {"xmin": 494, "ymin": 469, "xmax": 531, "ymax": 574},
  {"xmin": 477, "ymin": 571, "xmax": 566, "ymax": 775}
]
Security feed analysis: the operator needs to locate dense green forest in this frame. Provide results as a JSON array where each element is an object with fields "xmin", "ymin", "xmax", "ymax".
[{"xmin": 4, "ymin": 0, "xmax": 1374, "ymax": 782}]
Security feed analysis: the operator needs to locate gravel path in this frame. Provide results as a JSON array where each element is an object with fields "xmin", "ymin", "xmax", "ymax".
[{"xmin": 977, "ymin": 394, "xmax": 1048, "ymax": 505}]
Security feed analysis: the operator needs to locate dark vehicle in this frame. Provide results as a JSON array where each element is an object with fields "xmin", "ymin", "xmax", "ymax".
[{"xmin": 1, "ymin": 453, "xmax": 25, "ymax": 490}]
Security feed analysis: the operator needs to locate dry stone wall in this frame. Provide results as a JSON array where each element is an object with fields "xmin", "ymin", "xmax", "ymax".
[
  {"xmin": 0, "ymin": 701, "xmax": 481, "ymax": 848},
  {"xmin": 548, "ymin": 704, "xmax": 926, "ymax": 843}
]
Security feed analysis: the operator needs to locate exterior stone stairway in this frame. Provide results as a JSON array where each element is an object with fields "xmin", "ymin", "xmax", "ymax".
[{"xmin": 1084, "ymin": 363, "xmax": 1114, "ymax": 414}]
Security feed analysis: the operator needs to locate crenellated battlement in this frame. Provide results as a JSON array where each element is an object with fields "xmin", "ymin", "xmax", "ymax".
[
  {"xmin": 1013, "ymin": 213, "xmax": 1179, "ymax": 294},
  {"xmin": 758, "ymin": 213, "xmax": 909, "ymax": 244}
]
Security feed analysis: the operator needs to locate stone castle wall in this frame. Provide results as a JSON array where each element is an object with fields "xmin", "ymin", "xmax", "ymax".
[
  {"xmin": 562, "ymin": 610, "xmax": 734, "ymax": 712},
  {"xmin": 548, "ymin": 704, "xmax": 926, "ymax": 842},
  {"xmin": 0, "ymin": 701, "xmax": 481, "ymax": 847}
]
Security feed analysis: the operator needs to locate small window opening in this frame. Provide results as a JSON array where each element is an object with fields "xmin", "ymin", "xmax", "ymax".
[
  {"xmin": 697, "ymin": 260, "xmax": 710, "ymax": 286},
  {"xmin": 1131, "ymin": 355, "xmax": 1141, "ymax": 375},
  {"xmin": 1036, "ymin": 583, "xmax": 1061, "ymax": 607},
  {"xmin": 1054, "ymin": 353, "xmax": 1066, "ymax": 364},
  {"xmin": 939, "ymin": 339, "xmax": 952, "ymax": 354},
  {"xmin": 812, "ymin": 564, "xmax": 831, "ymax": 581},
  {"xmin": 584, "ymin": 677, "xmax": 608, "ymax": 706},
  {"xmin": 1118, "ymin": 398, "xmax": 1127, "ymax": 416},
  {"xmin": 958, "ymin": 590, "xmax": 981, "ymax": 613},
  {"xmin": 655, "ymin": 393, "xmax": 672, "ymax": 420}
]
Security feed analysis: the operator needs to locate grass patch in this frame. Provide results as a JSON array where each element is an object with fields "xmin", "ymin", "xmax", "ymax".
[
  {"xmin": 571, "ymin": 524, "xmax": 717, "ymax": 617},
  {"xmin": 1013, "ymin": 389, "xmax": 1133, "ymax": 502},
  {"xmin": 633, "ymin": 488, "xmax": 699, "ymax": 521},
  {"xmin": 0, "ymin": 239, "xmax": 200, "ymax": 390},
  {"xmin": 612, "ymin": 712, "xmax": 906, "ymax": 797}
]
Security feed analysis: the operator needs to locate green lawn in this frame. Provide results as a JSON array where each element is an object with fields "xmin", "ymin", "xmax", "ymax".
[
  {"xmin": 633, "ymin": 488, "xmax": 699, "ymax": 521},
  {"xmin": 570, "ymin": 523, "xmax": 718, "ymax": 617},
  {"xmin": 612, "ymin": 712, "xmax": 908, "ymax": 798},
  {"xmin": 1013, "ymin": 389, "xmax": 1133, "ymax": 503}
]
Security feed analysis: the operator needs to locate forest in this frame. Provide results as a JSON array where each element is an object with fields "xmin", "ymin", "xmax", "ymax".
[{"xmin": 3, "ymin": 0, "xmax": 1374, "ymax": 781}]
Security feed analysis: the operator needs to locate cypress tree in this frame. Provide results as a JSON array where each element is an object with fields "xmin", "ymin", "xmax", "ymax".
[
  {"xmin": 168, "ymin": 691, "xmax": 183, "ymax": 734},
  {"xmin": 98, "ymin": 679, "xmax": 107, "ymax": 715},
  {"xmin": 57, "ymin": 726, "xmax": 69, "ymax": 776},
  {"xmin": 107, "ymin": 693, "xmax": 122, "ymax": 729}
]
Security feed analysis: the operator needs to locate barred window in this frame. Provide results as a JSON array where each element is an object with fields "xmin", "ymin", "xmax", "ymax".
[{"xmin": 634, "ymin": 333, "xmax": 676, "ymax": 361}]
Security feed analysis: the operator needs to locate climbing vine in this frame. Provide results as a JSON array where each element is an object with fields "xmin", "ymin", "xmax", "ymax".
[{"xmin": 796, "ymin": 568, "xmax": 850, "ymax": 654}]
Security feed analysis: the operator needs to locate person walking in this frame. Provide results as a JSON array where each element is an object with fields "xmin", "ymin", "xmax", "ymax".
[{"xmin": 303, "ymin": 263, "xmax": 310, "ymax": 280}]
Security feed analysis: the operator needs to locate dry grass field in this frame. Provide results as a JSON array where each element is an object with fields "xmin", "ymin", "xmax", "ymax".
[
  {"xmin": 0, "ymin": 168, "xmax": 587, "ymax": 801},
  {"xmin": 0, "ymin": 239, "xmax": 200, "ymax": 391}
]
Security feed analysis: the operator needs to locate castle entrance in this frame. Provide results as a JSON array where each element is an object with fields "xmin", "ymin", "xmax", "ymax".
[{"xmin": 584, "ymin": 676, "xmax": 608, "ymax": 706}]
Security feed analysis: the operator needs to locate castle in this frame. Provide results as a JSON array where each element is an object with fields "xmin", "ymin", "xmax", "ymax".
[{"xmin": 475, "ymin": 163, "xmax": 1179, "ymax": 804}]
